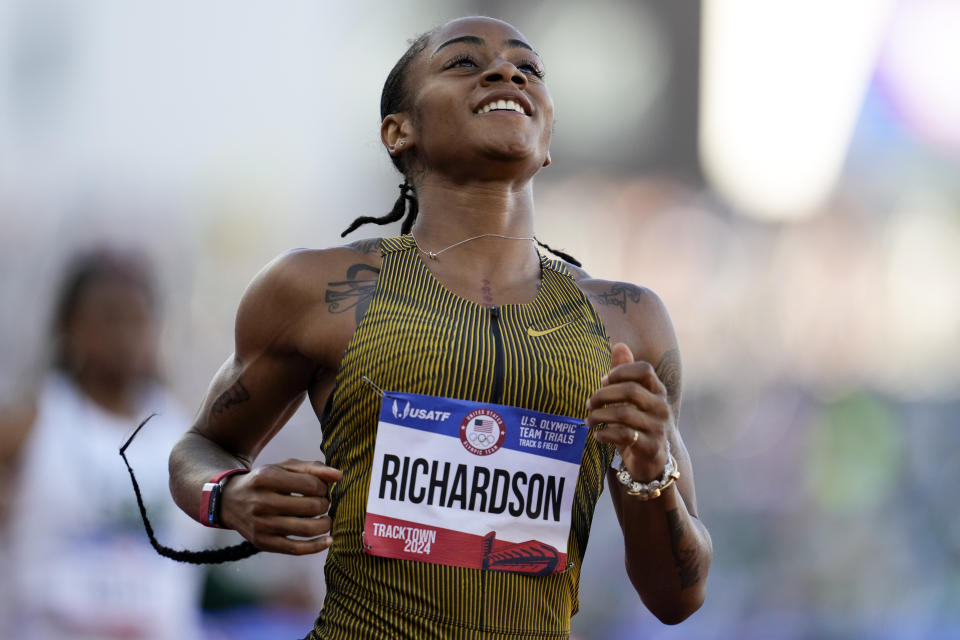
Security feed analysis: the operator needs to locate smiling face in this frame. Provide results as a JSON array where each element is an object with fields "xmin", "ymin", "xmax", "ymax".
[{"xmin": 384, "ymin": 17, "xmax": 555, "ymax": 183}]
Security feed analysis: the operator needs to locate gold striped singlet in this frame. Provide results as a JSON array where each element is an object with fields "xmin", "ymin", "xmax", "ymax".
[{"xmin": 307, "ymin": 235, "xmax": 613, "ymax": 639}]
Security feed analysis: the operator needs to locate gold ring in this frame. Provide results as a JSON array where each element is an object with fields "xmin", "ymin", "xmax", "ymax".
[{"xmin": 631, "ymin": 430, "xmax": 639, "ymax": 444}]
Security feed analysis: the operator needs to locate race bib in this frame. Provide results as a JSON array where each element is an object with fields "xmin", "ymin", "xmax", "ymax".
[{"xmin": 363, "ymin": 391, "xmax": 588, "ymax": 576}]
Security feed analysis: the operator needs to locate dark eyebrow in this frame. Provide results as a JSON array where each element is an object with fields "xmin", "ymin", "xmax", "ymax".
[
  {"xmin": 432, "ymin": 35, "xmax": 538, "ymax": 58},
  {"xmin": 433, "ymin": 35, "xmax": 485, "ymax": 56},
  {"xmin": 505, "ymin": 38, "xmax": 535, "ymax": 53}
]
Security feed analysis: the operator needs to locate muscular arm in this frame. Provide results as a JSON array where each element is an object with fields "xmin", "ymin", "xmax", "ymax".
[
  {"xmin": 583, "ymin": 280, "xmax": 712, "ymax": 624},
  {"xmin": 168, "ymin": 247, "xmax": 376, "ymax": 554}
]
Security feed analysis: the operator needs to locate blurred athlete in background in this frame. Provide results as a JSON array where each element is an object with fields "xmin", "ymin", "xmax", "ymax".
[{"xmin": 0, "ymin": 249, "xmax": 207, "ymax": 640}]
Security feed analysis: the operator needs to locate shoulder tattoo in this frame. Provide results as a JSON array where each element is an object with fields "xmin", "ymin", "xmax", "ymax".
[
  {"xmin": 325, "ymin": 263, "xmax": 381, "ymax": 323},
  {"xmin": 591, "ymin": 283, "xmax": 644, "ymax": 313},
  {"xmin": 347, "ymin": 238, "xmax": 382, "ymax": 255}
]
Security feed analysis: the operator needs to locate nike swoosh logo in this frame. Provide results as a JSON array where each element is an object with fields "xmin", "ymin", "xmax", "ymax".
[{"xmin": 527, "ymin": 320, "xmax": 575, "ymax": 338}]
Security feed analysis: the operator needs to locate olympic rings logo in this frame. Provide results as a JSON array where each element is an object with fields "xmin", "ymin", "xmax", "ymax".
[
  {"xmin": 460, "ymin": 409, "xmax": 506, "ymax": 456},
  {"xmin": 469, "ymin": 432, "xmax": 495, "ymax": 446}
]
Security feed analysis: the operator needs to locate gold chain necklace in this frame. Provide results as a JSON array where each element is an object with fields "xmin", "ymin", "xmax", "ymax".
[{"xmin": 411, "ymin": 232, "xmax": 536, "ymax": 260}]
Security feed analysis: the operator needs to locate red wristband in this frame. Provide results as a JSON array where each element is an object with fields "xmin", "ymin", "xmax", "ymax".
[{"xmin": 200, "ymin": 468, "xmax": 248, "ymax": 528}]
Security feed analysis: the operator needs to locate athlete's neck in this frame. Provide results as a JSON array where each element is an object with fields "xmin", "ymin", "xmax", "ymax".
[{"xmin": 413, "ymin": 177, "xmax": 536, "ymax": 267}]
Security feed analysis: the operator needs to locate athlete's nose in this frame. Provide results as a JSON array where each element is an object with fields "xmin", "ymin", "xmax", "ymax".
[{"xmin": 481, "ymin": 58, "xmax": 527, "ymax": 88}]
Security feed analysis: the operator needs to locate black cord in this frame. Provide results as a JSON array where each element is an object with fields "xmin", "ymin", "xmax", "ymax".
[{"xmin": 119, "ymin": 415, "xmax": 260, "ymax": 564}]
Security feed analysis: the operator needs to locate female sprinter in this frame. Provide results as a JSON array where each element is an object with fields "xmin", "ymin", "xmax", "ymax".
[{"xmin": 169, "ymin": 16, "xmax": 712, "ymax": 639}]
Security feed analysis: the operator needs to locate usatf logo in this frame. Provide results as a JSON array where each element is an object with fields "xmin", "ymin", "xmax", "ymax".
[
  {"xmin": 459, "ymin": 409, "xmax": 506, "ymax": 456},
  {"xmin": 391, "ymin": 399, "xmax": 452, "ymax": 423}
]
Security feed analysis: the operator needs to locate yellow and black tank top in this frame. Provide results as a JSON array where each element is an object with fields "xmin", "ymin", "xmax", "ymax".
[{"xmin": 307, "ymin": 235, "xmax": 613, "ymax": 640}]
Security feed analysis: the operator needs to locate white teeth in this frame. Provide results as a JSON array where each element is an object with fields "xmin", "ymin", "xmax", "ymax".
[
  {"xmin": 475, "ymin": 100, "xmax": 527, "ymax": 115},
  {"xmin": 507, "ymin": 101, "xmax": 525, "ymax": 114}
]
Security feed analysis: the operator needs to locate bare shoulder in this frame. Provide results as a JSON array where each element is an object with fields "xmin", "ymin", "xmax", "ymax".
[
  {"xmin": 579, "ymin": 277, "xmax": 682, "ymax": 411},
  {"xmin": 576, "ymin": 274, "xmax": 666, "ymax": 317},
  {"xmin": 246, "ymin": 241, "xmax": 382, "ymax": 296},
  {"xmin": 579, "ymin": 276, "xmax": 678, "ymax": 359},
  {"xmin": 240, "ymin": 242, "xmax": 382, "ymax": 310},
  {"xmin": 543, "ymin": 258, "xmax": 676, "ymax": 355},
  {"xmin": 340, "ymin": 236, "xmax": 385, "ymax": 256},
  {"xmin": 233, "ymin": 242, "xmax": 384, "ymax": 363}
]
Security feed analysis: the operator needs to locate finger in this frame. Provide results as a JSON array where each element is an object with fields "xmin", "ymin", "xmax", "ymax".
[
  {"xmin": 248, "ymin": 466, "xmax": 330, "ymax": 497},
  {"xmin": 605, "ymin": 361, "xmax": 666, "ymax": 396},
  {"xmin": 251, "ymin": 532, "xmax": 334, "ymax": 556},
  {"xmin": 611, "ymin": 342, "xmax": 634, "ymax": 368},
  {"xmin": 601, "ymin": 342, "xmax": 635, "ymax": 386},
  {"xmin": 592, "ymin": 424, "xmax": 651, "ymax": 451},
  {"xmin": 586, "ymin": 404, "xmax": 661, "ymax": 432},
  {"xmin": 279, "ymin": 459, "xmax": 344, "ymax": 483},
  {"xmin": 261, "ymin": 514, "xmax": 334, "ymax": 539},
  {"xmin": 586, "ymin": 382, "xmax": 667, "ymax": 416},
  {"xmin": 253, "ymin": 494, "xmax": 329, "ymax": 518}
]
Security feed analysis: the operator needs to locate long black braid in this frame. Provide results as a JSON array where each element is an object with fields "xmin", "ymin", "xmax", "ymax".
[
  {"xmin": 341, "ymin": 29, "xmax": 581, "ymax": 268},
  {"xmin": 120, "ymin": 415, "xmax": 259, "ymax": 564},
  {"xmin": 340, "ymin": 180, "xmax": 418, "ymax": 238},
  {"xmin": 340, "ymin": 29, "xmax": 431, "ymax": 241},
  {"xmin": 534, "ymin": 239, "xmax": 581, "ymax": 267}
]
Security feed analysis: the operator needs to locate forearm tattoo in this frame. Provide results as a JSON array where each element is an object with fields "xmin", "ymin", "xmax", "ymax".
[
  {"xmin": 593, "ymin": 284, "xmax": 644, "ymax": 313},
  {"xmin": 655, "ymin": 348, "xmax": 682, "ymax": 413},
  {"xmin": 211, "ymin": 380, "xmax": 250, "ymax": 417},
  {"xmin": 666, "ymin": 508, "xmax": 701, "ymax": 589},
  {"xmin": 325, "ymin": 263, "xmax": 380, "ymax": 323}
]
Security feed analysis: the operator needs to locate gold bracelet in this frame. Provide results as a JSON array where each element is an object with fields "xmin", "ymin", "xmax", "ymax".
[{"xmin": 615, "ymin": 449, "xmax": 680, "ymax": 500}]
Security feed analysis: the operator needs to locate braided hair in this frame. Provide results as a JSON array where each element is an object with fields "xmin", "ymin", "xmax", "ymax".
[
  {"xmin": 339, "ymin": 30, "xmax": 432, "ymax": 240},
  {"xmin": 121, "ymin": 415, "xmax": 259, "ymax": 564},
  {"xmin": 341, "ymin": 29, "xmax": 580, "ymax": 267}
]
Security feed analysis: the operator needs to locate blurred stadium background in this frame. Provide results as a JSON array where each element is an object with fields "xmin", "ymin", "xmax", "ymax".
[{"xmin": 1, "ymin": 0, "xmax": 958, "ymax": 638}]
